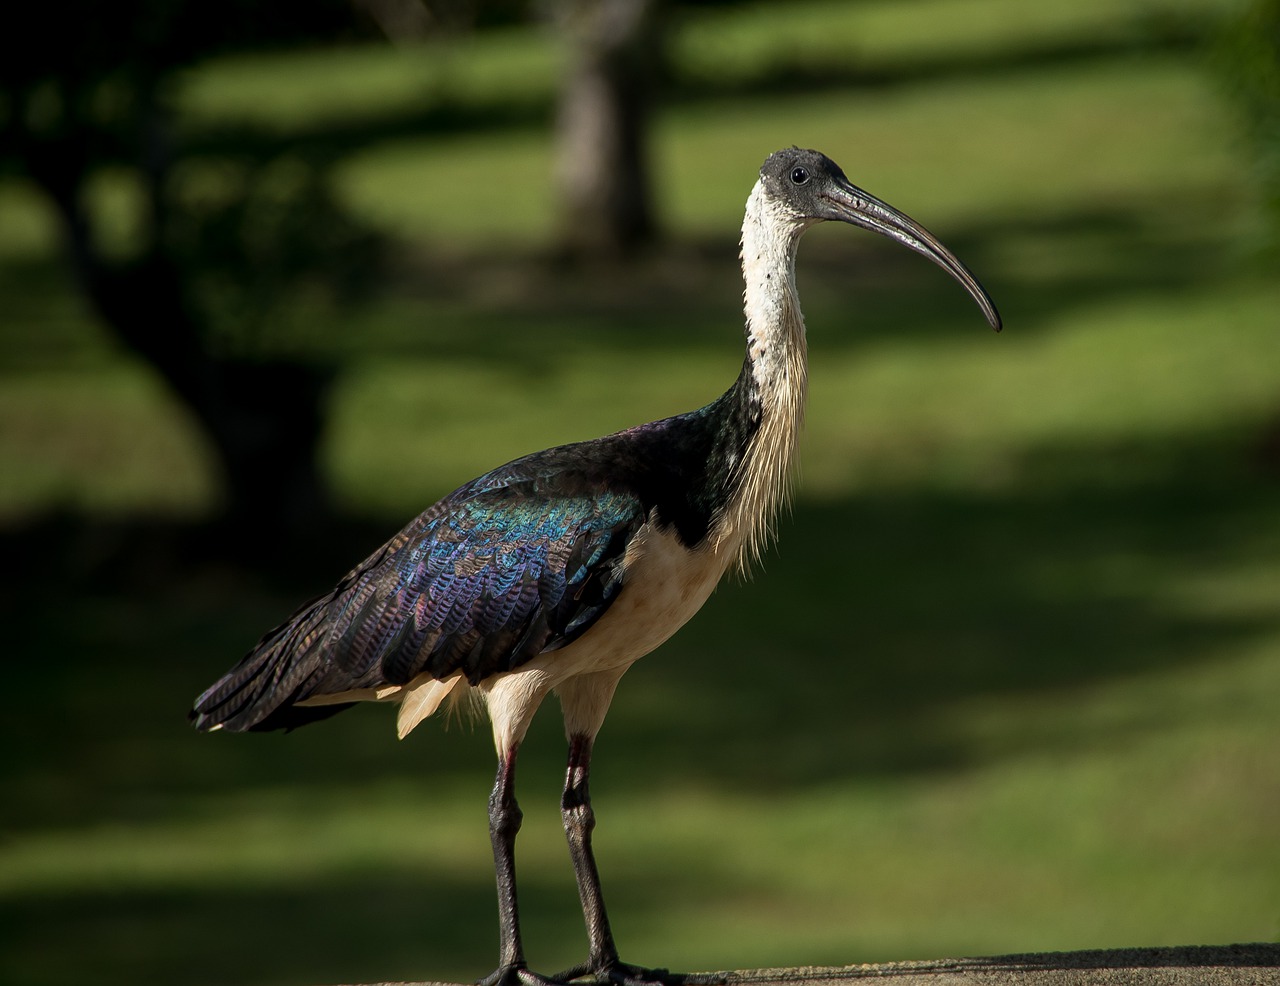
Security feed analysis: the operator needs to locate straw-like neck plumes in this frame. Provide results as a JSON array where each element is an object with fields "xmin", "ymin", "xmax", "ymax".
[{"xmin": 715, "ymin": 181, "xmax": 813, "ymax": 571}]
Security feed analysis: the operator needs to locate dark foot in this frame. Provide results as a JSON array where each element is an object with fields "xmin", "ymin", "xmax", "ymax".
[{"xmin": 478, "ymin": 964, "xmax": 561, "ymax": 986}]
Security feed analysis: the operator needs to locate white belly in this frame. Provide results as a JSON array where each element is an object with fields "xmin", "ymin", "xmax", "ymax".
[
  {"xmin": 564, "ymin": 521, "xmax": 736, "ymax": 669},
  {"xmin": 475, "ymin": 520, "xmax": 741, "ymax": 751}
]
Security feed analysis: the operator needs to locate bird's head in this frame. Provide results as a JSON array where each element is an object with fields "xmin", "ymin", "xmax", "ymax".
[{"xmin": 759, "ymin": 147, "xmax": 1001, "ymax": 331}]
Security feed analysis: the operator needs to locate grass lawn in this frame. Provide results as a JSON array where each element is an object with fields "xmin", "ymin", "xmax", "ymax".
[{"xmin": 2, "ymin": 1, "xmax": 1278, "ymax": 984}]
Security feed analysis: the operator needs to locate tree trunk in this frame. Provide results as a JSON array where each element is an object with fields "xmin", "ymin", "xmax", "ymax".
[
  {"xmin": 553, "ymin": 0, "xmax": 664, "ymax": 259},
  {"xmin": 34, "ymin": 139, "xmax": 333, "ymax": 550}
]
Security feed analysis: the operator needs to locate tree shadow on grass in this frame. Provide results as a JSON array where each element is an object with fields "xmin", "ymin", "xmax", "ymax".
[
  {"xmin": 615, "ymin": 423, "xmax": 1278, "ymax": 788},
  {"xmin": 1, "ymin": 873, "xmax": 519, "ymax": 986},
  {"xmin": 0, "ymin": 180, "xmax": 1239, "ymax": 388},
  {"xmin": 289, "ymin": 186, "xmax": 1240, "ymax": 384},
  {"xmin": 2, "ymin": 417, "xmax": 1277, "ymax": 986},
  {"xmin": 3, "ymin": 413, "xmax": 1275, "ymax": 806}
]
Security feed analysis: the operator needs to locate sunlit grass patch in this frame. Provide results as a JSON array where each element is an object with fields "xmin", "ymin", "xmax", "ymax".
[
  {"xmin": 0, "ymin": 365, "xmax": 216, "ymax": 518},
  {"xmin": 177, "ymin": 28, "xmax": 560, "ymax": 132}
]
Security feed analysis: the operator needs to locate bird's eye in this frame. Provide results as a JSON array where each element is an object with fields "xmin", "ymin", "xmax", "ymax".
[{"xmin": 790, "ymin": 167, "xmax": 809, "ymax": 185}]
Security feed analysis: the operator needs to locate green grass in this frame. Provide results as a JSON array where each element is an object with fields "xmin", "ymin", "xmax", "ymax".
[
  {"xmin": 0, "ymin": 364, "xmax": 216, "ymax": 517},
  {"xmin": 333, "ymin": 53, "xmax": 1240, "ymax": 244},
  {"xmin": 177, "ymin": 26, "xmax": 560, "ymax": 132},
  {"xmin": 3, "ymin": 0, "xmax": 1279, "ymax": 984}
]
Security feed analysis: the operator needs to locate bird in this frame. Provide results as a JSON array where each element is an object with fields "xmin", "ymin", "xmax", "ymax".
[{"xmin": 191, "ymin": 147, "xmax": 1001, "ymax": 986}]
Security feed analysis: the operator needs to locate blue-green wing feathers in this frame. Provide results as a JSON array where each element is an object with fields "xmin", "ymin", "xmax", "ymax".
[{"xmin": 191, "ymin": 481, "xmax": 644, "ymax": 733}]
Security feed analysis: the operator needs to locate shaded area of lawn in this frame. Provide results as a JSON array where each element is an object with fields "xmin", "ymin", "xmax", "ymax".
[{"xmin": 5, "ymin": 409, "xmax": 1274, "ymax": 812}]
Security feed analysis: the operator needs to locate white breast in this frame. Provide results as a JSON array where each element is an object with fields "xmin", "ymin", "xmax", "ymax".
[{"xmin": 473, "ymin": 519, "xmax": 741, "ymax": 753}]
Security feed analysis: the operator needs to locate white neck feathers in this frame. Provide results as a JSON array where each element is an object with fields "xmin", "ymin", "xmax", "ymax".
[{"xmin": 716, "ymin": 181, "xmax": 813, "ymax": 571}]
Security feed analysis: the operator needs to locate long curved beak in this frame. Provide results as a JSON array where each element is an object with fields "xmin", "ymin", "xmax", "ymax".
[{"xmin": 821, "ymin": 179, "xmax": 1002, "ymax": 332}]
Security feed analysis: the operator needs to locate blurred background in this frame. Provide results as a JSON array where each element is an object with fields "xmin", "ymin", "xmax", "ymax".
[{"xmin": 2, "ymin": 0, "xmax": 1279, "ymax": 983}]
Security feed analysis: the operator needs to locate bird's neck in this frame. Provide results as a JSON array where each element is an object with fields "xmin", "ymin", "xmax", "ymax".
[{"xmin": 714, "ymin": 182, "xmax": 811, "ymax": 570}]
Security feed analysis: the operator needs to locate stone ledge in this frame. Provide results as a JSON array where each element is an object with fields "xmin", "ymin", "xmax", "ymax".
[
  {"xmin": 720, "ymin": 943, "xmax": 1280, "ymax": 985},
  {"xmin": 363, "ymin": 944, "xmax": 1280, "ymax": 986}
]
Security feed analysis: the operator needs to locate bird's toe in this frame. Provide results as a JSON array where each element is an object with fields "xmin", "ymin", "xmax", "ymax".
[{"xmin": 478, "ymin": 964, "xmax": 560, "ymax": 986}]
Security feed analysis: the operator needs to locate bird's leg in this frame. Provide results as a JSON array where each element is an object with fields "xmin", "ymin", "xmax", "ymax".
[
  {"xmin": 481, "ymin": 745, "xmax": 551, "ymax": 986},
  {"xmin": 562, "ymin": 733, "xmax": 618, "ymax": 974},
  {"xmin": 555, "ymin": 733, "xmax": 674, "ymax": 986}
]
